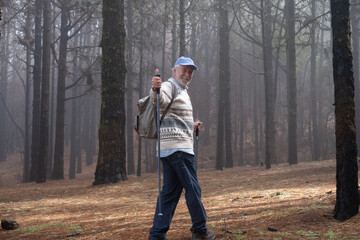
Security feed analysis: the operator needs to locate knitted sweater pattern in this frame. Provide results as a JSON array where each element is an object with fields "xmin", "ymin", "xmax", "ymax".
[{"xmin": 150, "ymin": 78, "xmax": 194, "ymax": 151}]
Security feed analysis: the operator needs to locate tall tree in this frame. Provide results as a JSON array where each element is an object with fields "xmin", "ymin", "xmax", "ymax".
[
  {"xmin": 286, "ymin": 0, "xmax": 298, "ymax": 165},
  {"xmin": 37, "ymin": 0, "xmax": 51, "ymax": 183},
  {"xmin": 125, "ymin": 0, "xmax": 134, "ymax": 175},
  {"xmin": 52, "ymin": 0, "xmax": 70, "ymax": 179},
  {"xmin": 331, "ymin": 0, "xmax": 359, "ymax": 220},
  {"xmin": 94, "ymin": 0, "xmax": 127, "ymax": 185},
  {"xmin": 179, "ymin": 0, "xmax": 186, "ymax": 56},
  {"xmin": 351, "ymin": 0, "xmax": 360, "ymax": 157},
  {"xmin": 29, "ymin": 0, "xmax": 43, "ymax": 181},
  {"xmin": 261, "ymin": 0, "xmax": 276, "ymax": 169},
  {"xmin": 23, "ymin": 0, "xmax": 32, "ymax": 182},
  {"xmin": 216, "ymin": 0, "xmax": 233, "ymax": 169},
  {"xmin": 171, "ymin": 0, "xmax": 177, "ymax": 63},
  {"xmin": 0, "ymin": 0, "xmax": 10, "ymax": 163},
  {"xmin": 137, "ymin": 5, "xmax": 145, "ymax": 177},
  {"xmin": 310, "ymin": 0, "xmax": 320, "ymax": 161}
]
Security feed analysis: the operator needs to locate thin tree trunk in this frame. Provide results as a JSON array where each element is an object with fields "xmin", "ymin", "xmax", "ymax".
[
  {"xmin": 171, "ymin": 0, "xmax": 177, "ymax": 63},
  {"xmin": 30, "ymin": 0, "xmax": 42, "ymax": 180},
  {"xmin": 37, "ymin": 0, "xmax": 51, "ymax": 183},
  {"xmin": 52, "ymin": 0, "xmax": 69, "ymax": 179},
  {"xmin": 69, "ymin": 36, "xmax": 79, "ymax": 180},
  {"xmin": 261, "ymin": 0, "xmax": 275, "ymax": 169},
  {"xmin": 23, "ymin": 1, "xmax": 32, "ymax": 182},
  {"xmin": 126, "ymin": 0, "xmax": 134, "ymax": 175},
  {"xmin": 47, "ymin": 4, "xmax": 57, "ymax": 177},
  {"xmin": 310, "ymin": 0, "xmax": 320, "ymax": 161},
  {"xmin": 179, "ymin": 0, "xmax": 186, "ymax": 56},
  {"xmin": 286, "ymin": 0, "xmax": 298, "ymax": 165},
  {"xmin": 137, "ymin": 10, "xmax": 144, "ymax": 177}
]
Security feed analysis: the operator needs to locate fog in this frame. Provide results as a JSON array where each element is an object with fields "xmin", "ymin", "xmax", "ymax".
[{"xmin": 0, "ymin": 0, "xmax": 358, "ymax": 185}]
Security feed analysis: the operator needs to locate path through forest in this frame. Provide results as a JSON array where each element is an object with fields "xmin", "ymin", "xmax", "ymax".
[{"xmin": 1, "ymin": 158, "xmax": 360, "ymax": 239}]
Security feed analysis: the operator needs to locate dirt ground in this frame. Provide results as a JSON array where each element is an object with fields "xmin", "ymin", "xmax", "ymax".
[{"xmin": 1, "ymin": 158, "xmax": 360, "ymax": 240}]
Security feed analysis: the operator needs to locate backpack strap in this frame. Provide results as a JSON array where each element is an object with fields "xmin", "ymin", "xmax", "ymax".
[{"xmin": 160, "ymin": 81, "xmax": 177, "ymax": 124}]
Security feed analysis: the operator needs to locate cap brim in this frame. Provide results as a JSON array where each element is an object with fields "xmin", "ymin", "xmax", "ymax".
[{"xmin": 181, "ymin": 63, "xmax": 198, "ymax": 70}]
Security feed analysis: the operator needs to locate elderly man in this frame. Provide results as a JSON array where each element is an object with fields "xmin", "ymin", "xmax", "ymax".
[{"xmin": 149, "ymin": 57, "xmax": 215, "ymax": 240}]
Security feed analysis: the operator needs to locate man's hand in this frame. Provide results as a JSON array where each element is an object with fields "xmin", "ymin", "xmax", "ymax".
[
  {"xmin": 194, "ymin": 121, "xmax": 203, "ymax": 132},
  {"xmin": 152, "ymin": 69, "xmax": 162, "ymax": 91}
]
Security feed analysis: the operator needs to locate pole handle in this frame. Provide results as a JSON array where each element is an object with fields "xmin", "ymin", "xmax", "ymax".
[{"xmin": 155, "ymin": 74, "xmax": 161, "ymax": 94}]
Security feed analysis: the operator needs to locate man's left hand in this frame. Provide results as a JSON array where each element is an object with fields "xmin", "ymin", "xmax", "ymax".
[{"xmin": 194, "ymin": 121, "xmax": 203, "ymax": 131}]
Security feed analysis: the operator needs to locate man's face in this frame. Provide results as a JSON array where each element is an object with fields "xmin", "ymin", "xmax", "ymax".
[{"xmin": 173, "ymin": 65, "xmax": 194, "ymax": 86}]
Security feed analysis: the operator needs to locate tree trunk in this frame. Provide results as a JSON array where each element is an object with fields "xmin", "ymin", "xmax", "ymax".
[
  {"xmin": 223, "ymin": 2, "xmax": 233, "ymax": 169},
  {"xmin": 94, "ymin": 0, "xmax": 127, "ymax": 185},
  {"xmin": 37, "ymin": 0, "xmax": 51, "ymax": 183},
  {"xmin": 125, "ymin": 0, "xmax": 135, "ymax": 175},
  {"xmin": 47, "ymin": 5, "xmax": 57, "ymax": 177},
  {"xmin": 0, "ymin": 2, "xmax": 9, "ymax": 163},
  {"xmin": 261, "ymin": 0, "xmax": 275, "ymax": 169},
  {"xmin": 69, "ymin": 36, "xmax": 79, "ymax": 180},
  {"xmin": 52, "ymin": 0, "xmax": 69, "ymax": 179},
  {"xmin": 29, "ymin": 0, "xmax": 42, "ymax": 180},
  {"xmin": 286, "ymin": 0, "xmax": 298, "ymax": 165},
  {"xmin": 179, "ymin": 0, "xmax": 186, "ymax": 56},
  {"xmin": 351, "ymin": 1, "xmax": 360, "ymax": 157},
  {"xmin": 23, "ymin": 1, "xmax": 32, "ymax": 182},
  {"xmin": 238, "ymin": 48, "xmax": 244, "ymax": 166},
  {"xmin": 331, "ymin": 0, "xmax": 359, "ymax": 221},
  {"xmin": 137, "ymin": 10, "xmax": 144, "ymax": 177},
  {"xmin": 310, "ymin": 0, "xmax": 320, "ymax": 161},
  {"xmin": 171, "ymin": 0, "xmax": 177, "ymax": 63},
  {"xmin": 216, "ymin": 0, "xmax": 226, "ymax": 171}
]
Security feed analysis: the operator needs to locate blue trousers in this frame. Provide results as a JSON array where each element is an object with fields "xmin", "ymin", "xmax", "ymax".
[{"xmin": 149, "ymin": 151, "xmax": 208, "ymax": 239}]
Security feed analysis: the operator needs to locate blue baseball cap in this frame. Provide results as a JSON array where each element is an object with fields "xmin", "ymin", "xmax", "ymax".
[{"xmin": 174, "ymin": 56, "xmax": 198, "ymax": 70}]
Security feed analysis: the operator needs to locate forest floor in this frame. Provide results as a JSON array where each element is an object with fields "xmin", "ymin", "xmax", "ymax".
[{"xmin": 1, "ymin": 157, "xmax": 360, "ymax": 240}]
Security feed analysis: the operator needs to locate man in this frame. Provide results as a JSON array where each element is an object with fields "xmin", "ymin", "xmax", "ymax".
[{"xmin": 149, "ymin": 57, "xmax": 215, "ymax": 240}]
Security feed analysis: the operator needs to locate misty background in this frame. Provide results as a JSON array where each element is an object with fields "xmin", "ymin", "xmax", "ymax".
[{"xmin": 0, "ymin": 0, "xmax": 357, "ymax": 184}]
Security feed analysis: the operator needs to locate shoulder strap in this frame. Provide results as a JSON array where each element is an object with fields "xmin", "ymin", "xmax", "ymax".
[{"xmin": 160, "ymin": 81, "xmax": 178, "ymax": 124}]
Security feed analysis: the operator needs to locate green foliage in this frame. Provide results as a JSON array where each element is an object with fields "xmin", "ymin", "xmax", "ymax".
[
  {"xmin": 16, "ymin": 222, "xmax": 83, "ymax": 234},
  {"xmin": 270, "ymin": 192, "xmax": 283, "ymax": 197}
]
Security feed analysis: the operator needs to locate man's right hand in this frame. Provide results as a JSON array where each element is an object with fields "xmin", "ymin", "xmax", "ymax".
[{"xmin": 152, "ymin": 69, "xmax": 162, "ymax": 91}]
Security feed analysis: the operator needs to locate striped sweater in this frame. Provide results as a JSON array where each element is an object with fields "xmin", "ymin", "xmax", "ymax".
[{"xmin": 150, "ymin": 77, "xmax": 194, "ymax": 154}]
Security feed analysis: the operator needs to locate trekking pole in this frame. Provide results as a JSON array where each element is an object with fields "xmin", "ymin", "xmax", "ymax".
[
  {"xmin": 194, "ymin": 122, "xmax": 200, "ymax": 173},
  {"xmin": 155, "ymin": 73, "xmax": 163, "ymax": 218}
]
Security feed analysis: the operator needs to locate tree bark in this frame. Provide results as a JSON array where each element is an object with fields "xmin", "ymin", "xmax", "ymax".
[
  {"xmin": 179, "ymin": 0, "xmax": 186, "ymax": 56},
  {"xmin": 171, "ymin": 0, "xmax": 177, "ymax": 63},
  {"xmin": 29, "ymin": 0, "xmax": 42, "ymax": 180},
  {"xmin": 261, "ymin": 0, "xmax": 275, "ymax": 169},
  {"xmin": 94, "ymin": 0, "xmax": 127, "ymax": 185},
  {"xmin": 125, "ymin": 0, "xmax": 134, "ymax": 175},
  {"xmin": 310, "ymin": 0, "xmax": 320, "ymax": 161},
  {"xmin": 331, "ymin": 0, "xmax": 359, "ymax": 221},
  {"xmin": 286, "ymin": 0, "xmax": 298, "ymax": 165},
  {"xmin": 22, "ymin": 1, "xmax": 32, "ymax": 182},
  {"xmin": 52, "ymin": 0, "xmax": 69, "ymax": 179},
  {"xmin": 37, "ymin": 0, "xmax": 51, "ymax": 183},
  {"xmin": 351, "ymin": 0, "xmax": 360, "ymax": 157}
]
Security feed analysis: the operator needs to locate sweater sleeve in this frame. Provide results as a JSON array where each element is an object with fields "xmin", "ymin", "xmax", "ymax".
[{"xmin": 149, "ymin": 81, "xmax": 173, "ymax": 108}]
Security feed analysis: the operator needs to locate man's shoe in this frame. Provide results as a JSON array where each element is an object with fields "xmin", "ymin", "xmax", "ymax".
[{"xmin": 191, "ymin": 230, "xmax": 215, "ymax": 240}]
